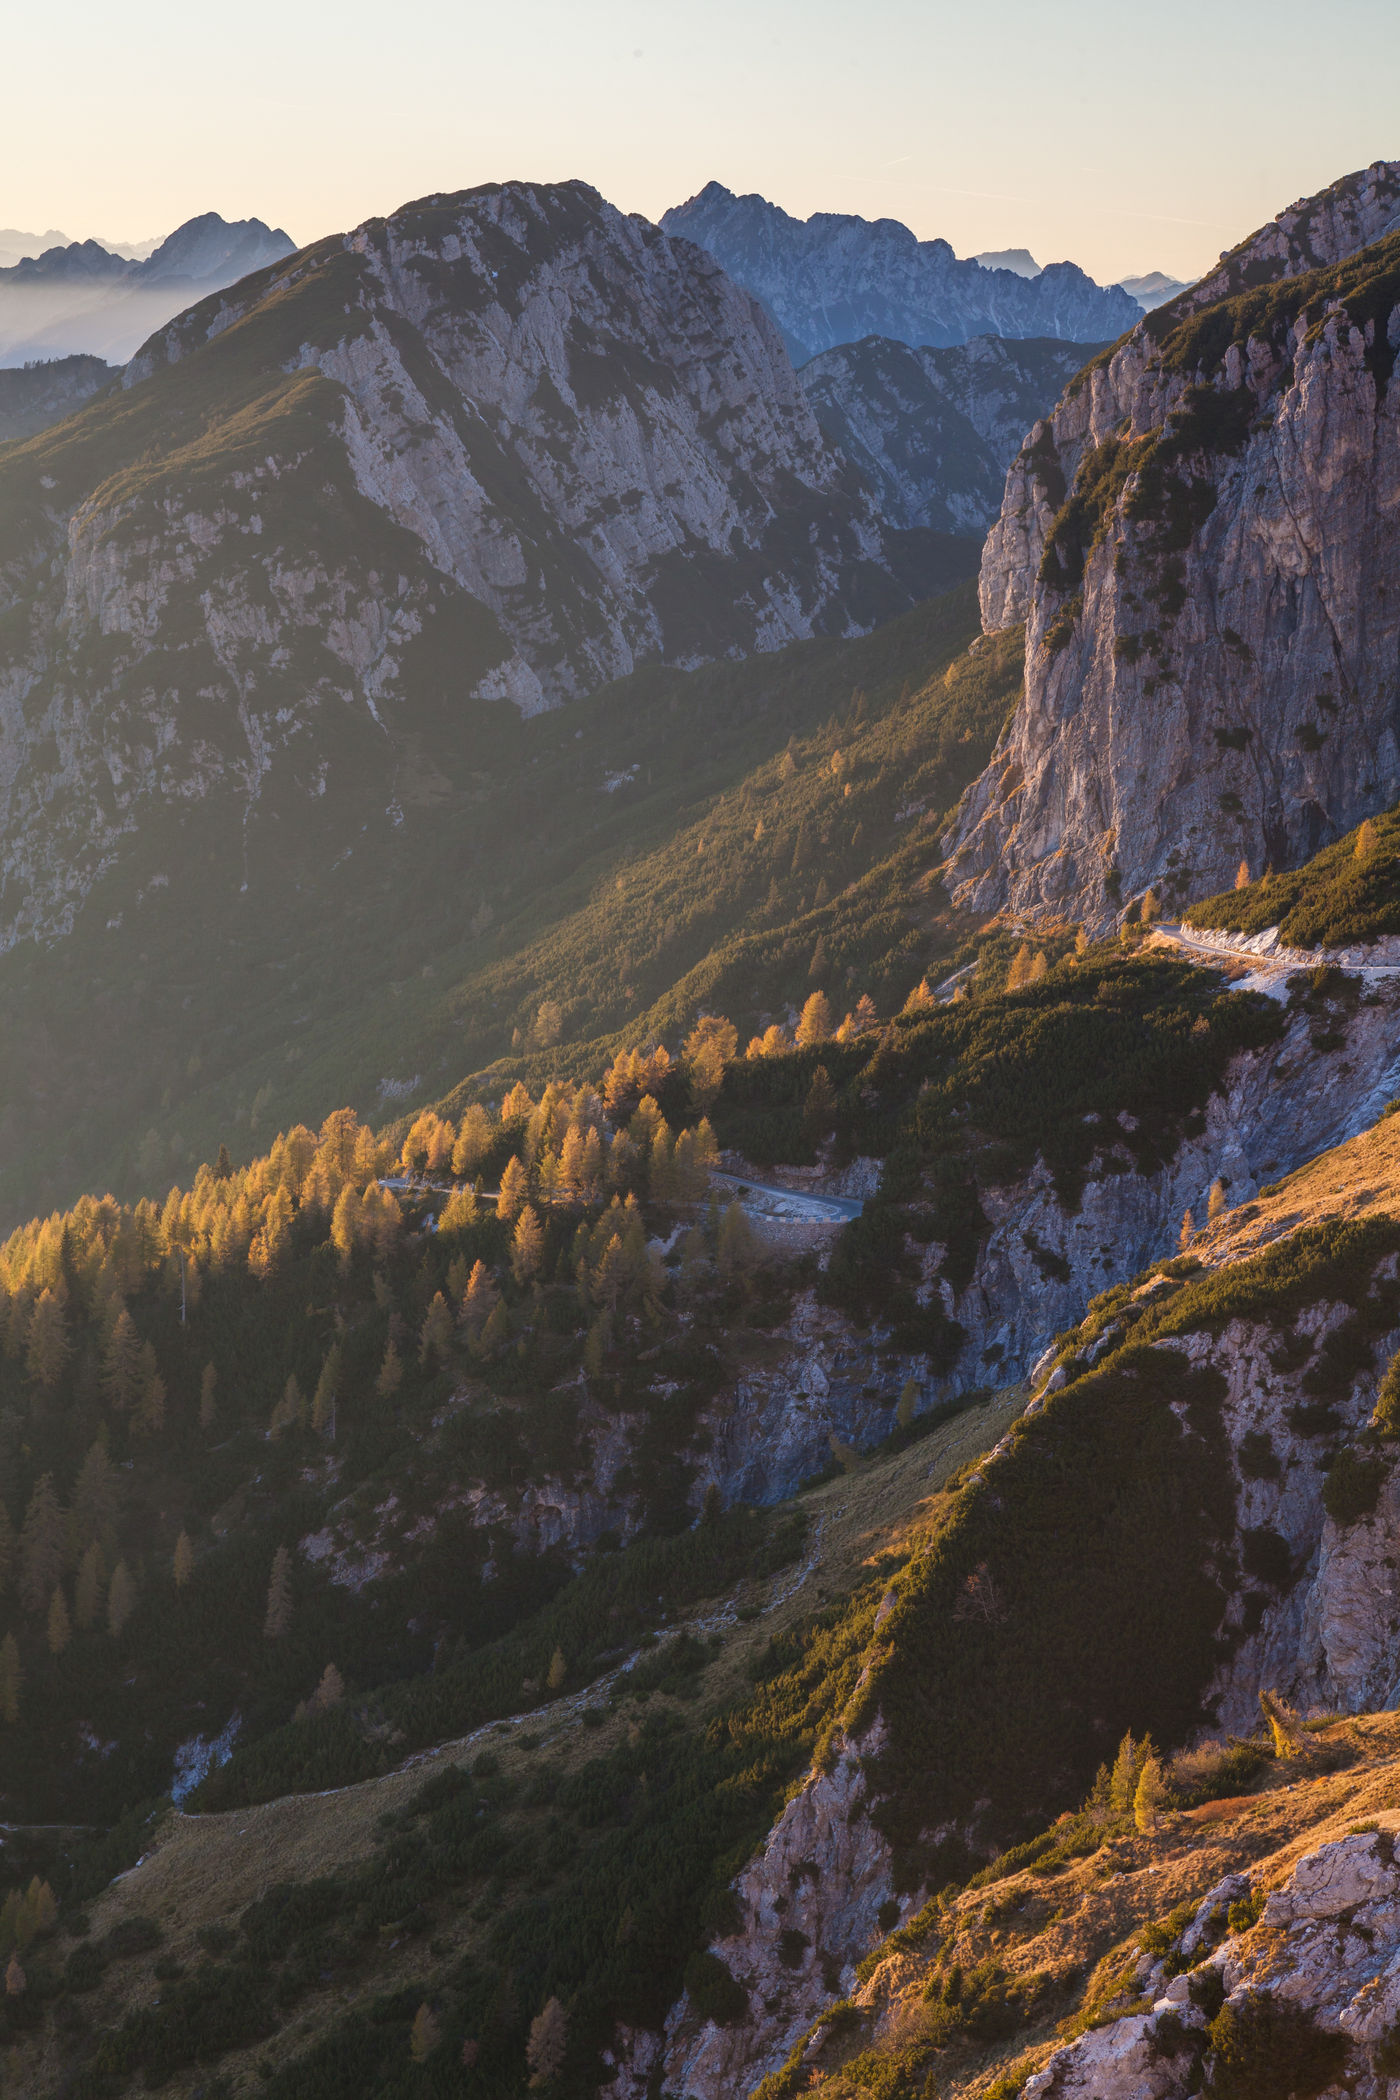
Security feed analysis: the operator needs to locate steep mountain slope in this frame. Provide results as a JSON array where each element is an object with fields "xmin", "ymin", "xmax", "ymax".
[
  {"xmin": 750, "ymin": 1717, "xmax": 1400, "ymax": 2100},
  {"xmin": 800, "ymin": 334, "xmax": 1106, "ymax": 533},
  {"xmin": 945, "ymin": 158, "xmax": 1400, "ymax": 932},
  {"xmin": 0, "ymin": 213, "xmax": 294, "ymax": 365},
  {"xmin": 0, "ymin": 577, "xmax": 984, "ymax": 1226},
  {"xmin": 659, "ymin": 183, "xmax": 1142, "ymax": 361}
]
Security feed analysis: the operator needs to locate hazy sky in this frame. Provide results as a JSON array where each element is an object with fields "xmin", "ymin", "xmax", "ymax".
[{"xmin": 5, "ymin": 0, "xmax": 1398, "ymax": 285}]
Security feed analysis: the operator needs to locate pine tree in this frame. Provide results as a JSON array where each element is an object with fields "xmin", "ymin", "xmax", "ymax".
[
  {"xmin": 199, "ymin": 1363, "xmax": 218, "ymax": 1432},
  {"xmin": 375, "ymin": 1339, "xmax": 403, "ymax": 1400},
  {"xmin": 173, "ymin": 1532, "xmax": 194, "ymax": 1590},
  {"xmin": 75, "ymin": 1544, "xmax": 104, "ymax": 1630},
  {"xmin": 546, "ymin": 1646, "xmax": 566, "ymax": 1692},
  {"xmin": 795, "ymin": 991, "xmax": 832, "ymax": 1048},
  {"xmin": 1134, "ymin": 1753, "xmax": 1166, "ymax": 1833},
  {"xmin": 134, "ymin": 1343, "xmax": 166, "ymax": 1438},
  {"xmin": 410, "ymin": 2002, "xmax": 442, "ymax": 2063},
  {"xmin": 18, "ymin": 1475, "xmax": 65, "ymax": 1616},
  {"xmin": 1108, "ymin": 1731, "xmax": 1139, "ymax": 1812},
  {"xmin": 264, "ymin": 1546, "xmax": 292, "ymax": 1640},
  {"xmin": 526, "ymin": 1996, "xmax": 568, "ymax": 2086},
  {"xmin": 1178, "ymin": 1208, "xmax": 1195, "ymax": 1251},
  {"xmin": 1140, "ymin": 889, "xmax": 1160, "ymax": 925},
  {"xmin": 1356, "ymin": 818, "xmax": 1377, "ymax": 860},
  {"xmin": 1373, "ymin": 1352, "xmax": 1400, "ymax": 1438},
  {"xmin": 1074, "ymin": 926, "xmax": 1089, "ymax": 956},
  {"xmin": 0, "ymin": 1634, "xmax": 21, "ymax": 1724},
  {"xmin": 802, "ymin": 1066, "xmax": 838, "ymax": 1147},
  {"xmin": 311, "ymin": 1662, "xmax": 344, "ymax": 1712},
  {"xmin": 419, "ymin": 1292, "xmax": 454, "ymax": 1366},
  {"xmin": 73, "ymin": 1440, "xmax": 120, "ymax": 1553},
  {"xmin": 1026, "ymin": 950, "xmax": 1048, "ymax": 983},
  {"xmin": 461, "ymin": 1260, "xmax": 500, "ymax": 1331},
  {"xmin": 498, "ymin": 1154, "xmax": 530, "ymax": 1223},
  {"xmin": 46, "ymin": 1586, "xmax": 71, "ymax": 1657},
  {"xmin": 683, "ymin": 1015, "xmax": 738, "ymax": 1107},
  {"xmin": 511, "ymin": 1206, "xmax": 546, "ymax": 1289},
  {"xmin": 101, "ymin": 1309, "xmax": 144, "ymax": 1412},
  {"xmin": 1207, "ymin": 1177, "xmax": 1227, "ymax": 1222},
  {"xmin": 311, "ymin": 1344, "xmax": 341, "ymax": 1434},
  {"xmin": 5, "ymin": 1955, "xmax": 24, "ymax": 1996},
  {"xmin": 25, "ymin": 1289, "xmax": 70, "ymax": 1391},
  {"xmin": 1235, "ymin": 859, "xmax": 1251, "ymax": 890},
  {"xmin": 327, "ymin": 1183, "xmax": 360, "ymax": 1266},
  {"xmin": 1005, "ymin": 941, "xmax": 1033, "ymax": 990},
  {"xmin": 717, "ymin": 1201, "xmax": 755, "ymax": 1278},
  {"xmin": 452, "ymin": 1103, "xmax": 494, "ymax": 1178},
  {"xmin": 107, "ymin": 1560, "xmax": 136, "ymax": 1638}
]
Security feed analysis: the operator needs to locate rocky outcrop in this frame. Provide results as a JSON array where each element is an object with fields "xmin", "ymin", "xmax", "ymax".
[
  {"xmin": 926, "ymin": 977, "xmax": 1400, "ymax": 1402},
  {"xmin": 660, "ymin": 183, "xmax": 1142, "ymax": 361},
  {"xmin": 0, "ymin": 180, "xmax": 931, "ymax": 951},
  {"xmin": 800, "ymin": 333, "xmax": 1105, "ymax": 533},
  {"xmin": 1027, "ymin": 1828, "xmax": 1400, "ymax": 2097},
  {"xmin": 944, "ymin": 159, "xmax": 1400, "ymax": 932},
  {"xmin": 646, "ymin": 1727, "xmax": 895, "ymax": 2100}
]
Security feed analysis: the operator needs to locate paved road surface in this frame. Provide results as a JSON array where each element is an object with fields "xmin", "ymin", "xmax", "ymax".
[
  {"xmin": 381, "ymin": 1172, "xmax": 862, "ymax": 1224},
  {"xmin": 709, "ymin": 1170, "xmax": 864, "ymax": 1223}
]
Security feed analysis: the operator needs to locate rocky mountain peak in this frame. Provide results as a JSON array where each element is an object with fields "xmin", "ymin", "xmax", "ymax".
[
  {"xmin": 0, "ymin": 176, "xmax": 954, "ymax": 955},
  {"xmin": 132, "ymin": 211, "xmax": 294, "ymax": 285}
]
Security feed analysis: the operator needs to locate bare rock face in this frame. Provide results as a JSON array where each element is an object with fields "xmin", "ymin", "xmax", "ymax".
[
  {"xmin": 0, "ymin": 180, "xmax": 924, "ymax": 951},
  {"xmin": 614, "ymin": 1728, "xmax": 897, "ymax": 2100},
  {"xmin": 945, "ymin": 159, "xmax": 1400, "ymax": 933}
]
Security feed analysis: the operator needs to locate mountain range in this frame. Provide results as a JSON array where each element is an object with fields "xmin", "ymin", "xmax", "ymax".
[
  {"xmin": 0, "ymin": 212, "xmax": 295, "ymax": 365},
  {"xmin": 660, "ymin": 181, "xmax": 1144, "ymax": 360}
]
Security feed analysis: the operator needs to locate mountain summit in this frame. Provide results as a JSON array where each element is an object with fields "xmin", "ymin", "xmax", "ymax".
[{"xmin": 660, "ymin": 182, "xmax": 1143, "ymax": 360}]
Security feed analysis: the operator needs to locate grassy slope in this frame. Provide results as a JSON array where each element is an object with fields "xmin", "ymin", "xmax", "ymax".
[
  {"xmin": 1185, "ymin": 798, "xmax": 1400, "ymax": 949},
  {"xmin": 0, "ymin": 581, "xmax": 991, "ymax": 1226}
]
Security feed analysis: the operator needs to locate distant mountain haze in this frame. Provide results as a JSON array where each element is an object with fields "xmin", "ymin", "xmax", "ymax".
[
  {"xmin": 0, "ymin": 211, "xmax": 295, "ymax": 364},
  {"xmin": 660, "ymin": 182, "xmax": 1144, "ymax": 361}
]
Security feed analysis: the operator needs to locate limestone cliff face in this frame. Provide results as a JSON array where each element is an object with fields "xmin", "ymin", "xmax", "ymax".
[
  {"xmin": 946, "ymin": 159, "xmax": 1400, "ymax": 932},
  {"xmin": 645, "ymin": 1727, "xmax": 895, "ymax": 2100},
  {"xmin": 0, "ymin": 181, "xmax": 919, "ymax": 951}
]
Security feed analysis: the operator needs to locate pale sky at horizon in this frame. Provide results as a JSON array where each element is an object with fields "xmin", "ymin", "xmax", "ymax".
[{"xmin": 3, "ymin": 0, "xmax": 1398, "ymax": 288}]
